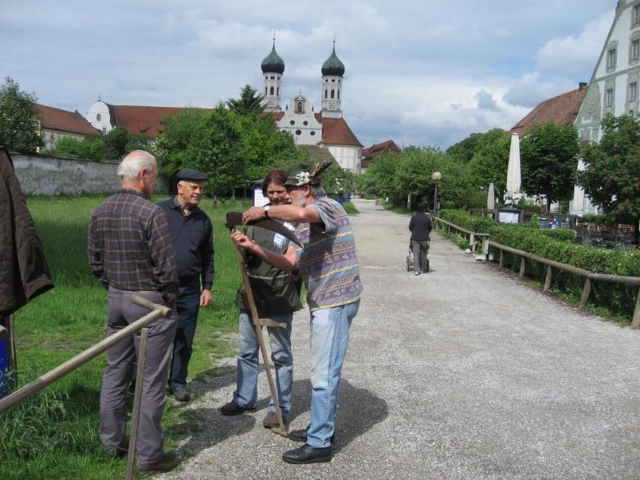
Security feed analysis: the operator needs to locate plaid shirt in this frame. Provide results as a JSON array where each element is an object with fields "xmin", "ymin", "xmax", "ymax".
[{"xmin": 88, "ymin": 189, "xmax": 179, "ymax": 305}]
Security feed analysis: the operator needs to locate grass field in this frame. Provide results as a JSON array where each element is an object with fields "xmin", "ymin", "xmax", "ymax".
[{"xmin": 0, "ymin": 194, "xmax": 252, "ymax": 479}]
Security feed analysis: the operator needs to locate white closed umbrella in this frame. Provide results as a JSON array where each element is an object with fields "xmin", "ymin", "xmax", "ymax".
[
  {"xmin": 571, "ymin": 159, "xmax": 586, "ymax": 217},
  {"xmin": 506, "ymin": 132, "xmax": 521, "ymax": 203},
  {"xmin": 487, "ymin": 182, "xmax": 495, "ymax": 210}
]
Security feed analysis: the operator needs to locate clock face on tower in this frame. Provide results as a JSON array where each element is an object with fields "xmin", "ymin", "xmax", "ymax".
[
  {"xmin": 268, "ymin": 99, "xmax": 276, "ymax": 107},
  {"xmin": 328, "ymin": 102, "xmax": 336, "ymax": 109}
]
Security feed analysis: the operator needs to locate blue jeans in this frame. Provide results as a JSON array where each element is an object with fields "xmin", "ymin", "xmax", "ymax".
[
  {"xmin": 233, "ymin": 311, "xmax": 293, "ymax": 415},
  {"xmin": 168, "ymin": 283, "xmax": 200, "ymax": 390},
  {"xmin": 307, "ymin": 300, "xmax": 360, "ymax": 448}
]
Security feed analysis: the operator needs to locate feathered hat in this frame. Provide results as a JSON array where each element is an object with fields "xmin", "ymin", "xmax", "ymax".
[{"xmin": 284, "ymin": 161, "xmax": 334, "ymax": 187}]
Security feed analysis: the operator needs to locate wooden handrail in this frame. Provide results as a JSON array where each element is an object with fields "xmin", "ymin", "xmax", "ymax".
[
  {"xmin": 485, "ymin": 240, "xmax": 640, "ymax": 328},
  {"xmin": 0, "ymin": 295, "xmax": 170, "ymax": 414},
  {"xmin": 433, "ymin": 217, "xmax": 489, "ymax": 253}
]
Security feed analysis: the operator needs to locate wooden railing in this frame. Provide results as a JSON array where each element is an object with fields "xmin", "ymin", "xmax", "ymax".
[
  {"xmin": 485, "ymin": 240, "xmax": 640, "ymax": 328},
  {"xmin": 433, "ymin": 217, "xmax": 490, "ymax": 253},
  {"xmin": 0, "ymin": 295, "xmax": 171, "ymax": 480}
]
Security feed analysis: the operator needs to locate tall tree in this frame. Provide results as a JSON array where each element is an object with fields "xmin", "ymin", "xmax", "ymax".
[
  {"xmin": 520, "ymin": 122, "xmax": 579, "ymax": 210},
  {"xmin": 467, "ymin": 129, "xmax": 510, "ymax": 202},
  {"xmin": 578, "ymin": 114, "xmax": 640, "ymax": 243},
  {"xmin": 226, "ymin": 85, "xmax": 265, "ymax": 116},
  {"xmin": 0, "ymin": 77, "xmax": 44, "ymax": 153}
]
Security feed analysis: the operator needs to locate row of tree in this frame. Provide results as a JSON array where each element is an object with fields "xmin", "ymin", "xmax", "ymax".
[
  {"xmin": 359, "ymin": 116, "xmax": 639, "ymax": 231},
  {"xmin": 2, "ymin": 76, "xmax": 638, "ymax": 229}
]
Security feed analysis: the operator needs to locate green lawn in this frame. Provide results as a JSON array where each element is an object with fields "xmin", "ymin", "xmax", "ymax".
[{"xmin": 1, "ymin": 194, "xmax": 249, "ymax": 479}]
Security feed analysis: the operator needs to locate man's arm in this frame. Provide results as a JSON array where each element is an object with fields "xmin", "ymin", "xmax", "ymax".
[
  {"xmin": 200, "ymin": 217, "xmax": 215, "ymax": 307},
  {"xmin": 242, "ymin": 204, "xmax": 321, "ymax": 225},
  {"xmin": 87, "ymin": 215, "xmax": 107, "ymax": 287},
  {"xmin": 149, "ymin": 208, "xmax": 179, "ymax": 305}
]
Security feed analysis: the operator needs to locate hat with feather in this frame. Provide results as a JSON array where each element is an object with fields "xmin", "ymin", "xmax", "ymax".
[{"xmin": 284, "ymin": 161, "xmax": 334, "ymax": 187}]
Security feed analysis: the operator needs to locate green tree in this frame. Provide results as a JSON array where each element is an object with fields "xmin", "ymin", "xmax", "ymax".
[
  {"xmin": 0, "ymin": 77, "xmax": 44, "ymax": 153},
  {"xmin": 578, "ymin": 114, "xmax": 640, "ymax": 243},
  {"xmin": 520, "ymin": 122, "xmax": 579, "ymax": 211},
  {"xmin": 467, "ymin": 129, "xmax": 509, "ymax": 202},
  {"xmin": 446, "ymin": 132, "xmax": 488, "ymax": 164},
  {"xmin": 226, "ymin": 85, "xmax": 265, "ymax": 116}
]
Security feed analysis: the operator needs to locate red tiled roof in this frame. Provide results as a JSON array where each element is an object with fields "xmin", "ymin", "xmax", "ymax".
[
  {"xmin": 109, "ymin": 105, "xmax": 208, "ymax": 136},
  {"xmin": 319, "ymin": 117, "xmax": 362, "ymax": 147},
  {"xmin": 510, "ymin": 83, "xmax": 588, "ymax": 137},
  {"xmin": 362, "ymin": 140, "xmax": 401, "ymax": 158},
  {"xmin": 35, "ymin": 104, "xmax": 98, "ymax": 135},
  {"xmin": 361, "ymin": 140, "xmax": 401, "ymax": 168}
]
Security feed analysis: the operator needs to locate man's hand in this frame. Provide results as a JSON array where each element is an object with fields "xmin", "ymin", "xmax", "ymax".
[
  {"xmin": 242, "ymin": 206, "xmax": 266, "ymax": 225},
  {"xmin": 200, "ymin": 289, "xmax": 212, "ymax": 307},
  {"xmin": 230, "ymin": 229, "xmax": 255, "ymax": 251}
]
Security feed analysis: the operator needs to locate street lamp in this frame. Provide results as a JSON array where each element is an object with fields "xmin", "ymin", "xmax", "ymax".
[{"xmin": 431, "ymin": 171, "xmax": 442, "ymax": 213}]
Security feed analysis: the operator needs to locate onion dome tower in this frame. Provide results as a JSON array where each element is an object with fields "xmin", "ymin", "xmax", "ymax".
[
  {"xmin": 261, "ymin": 37, "xmax": 285, "ymax": 112},
  {"xmin": 321, "ymin": 41, "xmax": 345, "ymax": 117}
]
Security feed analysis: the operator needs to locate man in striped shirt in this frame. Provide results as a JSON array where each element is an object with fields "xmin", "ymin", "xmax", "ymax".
[{"xmin": 240, "ymin": 162, "xmax": 362, "ymax": 464}]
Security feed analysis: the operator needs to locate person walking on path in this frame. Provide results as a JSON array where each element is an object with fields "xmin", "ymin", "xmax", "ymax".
[
  {"xmin": 157, "ymin": 168, "xmax": 214, "ymax": 402},
  {"xmin": 88, "ymin": 150, "xmax": 179, "ymax": 472},
  {"xmin": 221, "ymin": 170, "xmax": 303, "ymax": 432},
  {"xmin": 240, "ymin": 162, "xmax": 363, "ymax": 464},
  {"xmin": 409, "ymin": 202, "xmax": 432, "ymax": 275}
]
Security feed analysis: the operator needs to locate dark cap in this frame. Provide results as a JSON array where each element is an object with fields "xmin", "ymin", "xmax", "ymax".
[{"xmin": 176, "ymin": 168, "xmax": 208, "ymax": 182}]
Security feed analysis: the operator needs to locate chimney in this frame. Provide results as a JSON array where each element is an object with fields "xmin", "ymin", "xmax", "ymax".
[{"xmin": 579, "ymin": 82, "xmax": 587, "ymax": 90}]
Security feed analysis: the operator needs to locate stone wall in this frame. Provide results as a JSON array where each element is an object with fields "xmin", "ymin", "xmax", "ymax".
[{"xmin": 11, "ymin": 153, "xmax": 168, "ymax": 196}]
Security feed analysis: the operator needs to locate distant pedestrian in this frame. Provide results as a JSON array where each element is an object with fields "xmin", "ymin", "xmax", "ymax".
[
  {"xmin": 240, "ymin": 162, "xmax": 363, "ymax": 464},
  {"xmin": 88, "ymin": 150, "xmax": 179, "ymax": 472},
  {"xmin": 409, "ymin": 202, "xmax": 432, "ymax": 275},
  {"xmin": 158, "ymin": 169, "xmax": 214, "ymax": 402}
]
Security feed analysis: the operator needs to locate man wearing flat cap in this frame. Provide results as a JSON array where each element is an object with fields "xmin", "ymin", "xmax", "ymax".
[{"xmin": 157, "ymin": 168, "xmax": 214, "ymax": 401}]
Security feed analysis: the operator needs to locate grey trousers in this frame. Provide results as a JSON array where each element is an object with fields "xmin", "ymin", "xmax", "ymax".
[
  {"xmin": 100, "ymin": 288, "xmax": 177, "ymax": 463},
  {"xmin": 412, "ymin": 240, "xmax": 430, "ymax": 273}
]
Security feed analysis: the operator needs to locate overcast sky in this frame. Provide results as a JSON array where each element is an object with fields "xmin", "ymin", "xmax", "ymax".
[{"xmin": 0, "ymin": 0, "xmax": 615, "ymax": 150}]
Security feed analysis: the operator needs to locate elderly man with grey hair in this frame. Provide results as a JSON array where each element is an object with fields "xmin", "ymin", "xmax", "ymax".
[{"xmin": 88, "ymin": 150, "xmax": 179, "ymax": 472}]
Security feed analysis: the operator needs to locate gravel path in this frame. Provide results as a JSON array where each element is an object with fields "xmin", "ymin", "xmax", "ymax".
[{"xmin": 158, "ymin": 199, "xmax": 640, "ymax": 480}]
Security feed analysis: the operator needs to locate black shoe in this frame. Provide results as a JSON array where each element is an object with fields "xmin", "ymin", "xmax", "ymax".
[
  {"xmin": 137, "ymin": 452, "xmax": 178, "ymax": 472},
  {"xmin": 172, "ymin": 385, "xmax": 191, "ymax": 402},
  {"xmin": 283, "ymin": 444, "xmax": 332, "ymax": 464},
  {"xmin": 220, "ymin": 400, "xmax": 256, "ymax": 416},
  {"xmin": 289, "ymin": 425, "xmax": 335, "ymax": 444}
]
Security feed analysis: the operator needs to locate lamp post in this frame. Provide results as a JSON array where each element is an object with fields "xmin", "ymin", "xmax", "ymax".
[{"xmin": 431, "ymin": 171, "xmax": 442, "ymax": 213}]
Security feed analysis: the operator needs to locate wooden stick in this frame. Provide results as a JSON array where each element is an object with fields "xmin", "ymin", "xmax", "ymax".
[
  {"xmin": 0, "ymin": 296, "xmax": 169, "ymax": 414},
  {"xmin": 230, "ymin": 241, "xmax": 287, "ymax": 436},
  {"xmin": 126, "ymin": 327, "xmax": 149, "ymax": 479}
]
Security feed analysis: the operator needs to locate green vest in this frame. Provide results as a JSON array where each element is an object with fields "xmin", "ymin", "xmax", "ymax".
[{"xmin": 235, "ymin": 224, "xmax": 303, "ymax": 315}]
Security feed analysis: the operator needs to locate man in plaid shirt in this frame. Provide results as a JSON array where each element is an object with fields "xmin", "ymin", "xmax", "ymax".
[{"xmin": 88, "ymin": 150, "xmax": 179, "ymax": 472}]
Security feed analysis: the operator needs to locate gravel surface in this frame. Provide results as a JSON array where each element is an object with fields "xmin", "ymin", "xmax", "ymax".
[{"xmin": 157, "ymin": 199, "xmax": 640, "ymax": 480}]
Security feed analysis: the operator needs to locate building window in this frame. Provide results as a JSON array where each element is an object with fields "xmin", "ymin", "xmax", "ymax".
[
  {"xmin": 270, "ymin": 86, "xmax": 274, "ymax": 95},
  {"xmin": 331, "ymin": 90, "xmax": 335, "ymax": 99},
  {"xmin": 605, "ymin": 88, "xmax": 614, "ymax": 107},
  {"xmin": 310, "ymin": 131, "xmax": 316, "ymax": 136},
  {"xmin": 633, "ymin": 5, "xmax": 640, "ymax": 26},
  {"xmin": 290, "ymin": 120, "xmax": 295, "ymax": 125},
  {"xmin": 295, "ymin": 130, "xmax": 301, "ymax": 135},
  {"xmin": 607, "ymin": 48, "xmax": 617, "ymax": 70},
  {"xmin": 303, "ymin": 121, "xmax": 308, "ymax": 126},
  {"xmin": 96, "ymin": 113, "xmax": 101, "ymax": 121},
  {"xmin": 632, "ymin": 39, "xmax": 640, "ymax": 62},
  {"xmin": 630, "ymin": 82, "xmax": 638, "ymax": 102},
  {"xmin": 296, "ymin": 102, "xmax": 303, "ymax": 113}
]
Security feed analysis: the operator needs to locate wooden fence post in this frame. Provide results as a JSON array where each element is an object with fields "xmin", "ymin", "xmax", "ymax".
[
  {"xmin": 631, "ymin": 287, "xmax": 640, "ymax": 328},
  {"xmin": 519, "ymin": 257, "xmax": 526, "ymax": 278},
  {"xmin": 579, "ymin": 278, "xmax": 592, "ymax": 309},
  {"xmin": 544, "ymin": 266, "xmax": 553, "ymax": 292}
]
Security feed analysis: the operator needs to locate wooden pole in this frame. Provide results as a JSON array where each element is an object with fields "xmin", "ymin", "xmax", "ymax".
[
  {"xmin": 229, "ymin": 239, "xmax": 287, "ymax": 436},
  {"xmin": 126, "ymin": 327, "xmax": 149, "ymax": 479},
  {"xmin": 0, "ymin": 296, "xmax": 169, "ymax": 414}
]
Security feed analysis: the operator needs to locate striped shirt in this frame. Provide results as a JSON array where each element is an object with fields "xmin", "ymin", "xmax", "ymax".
[
  {"xmin": 295, "ymin": 196, "xmax": 363, "ymax": 311},
  {"xmin": 88, "ymin": 189, "xmax": 179, "ymax": 305}
]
